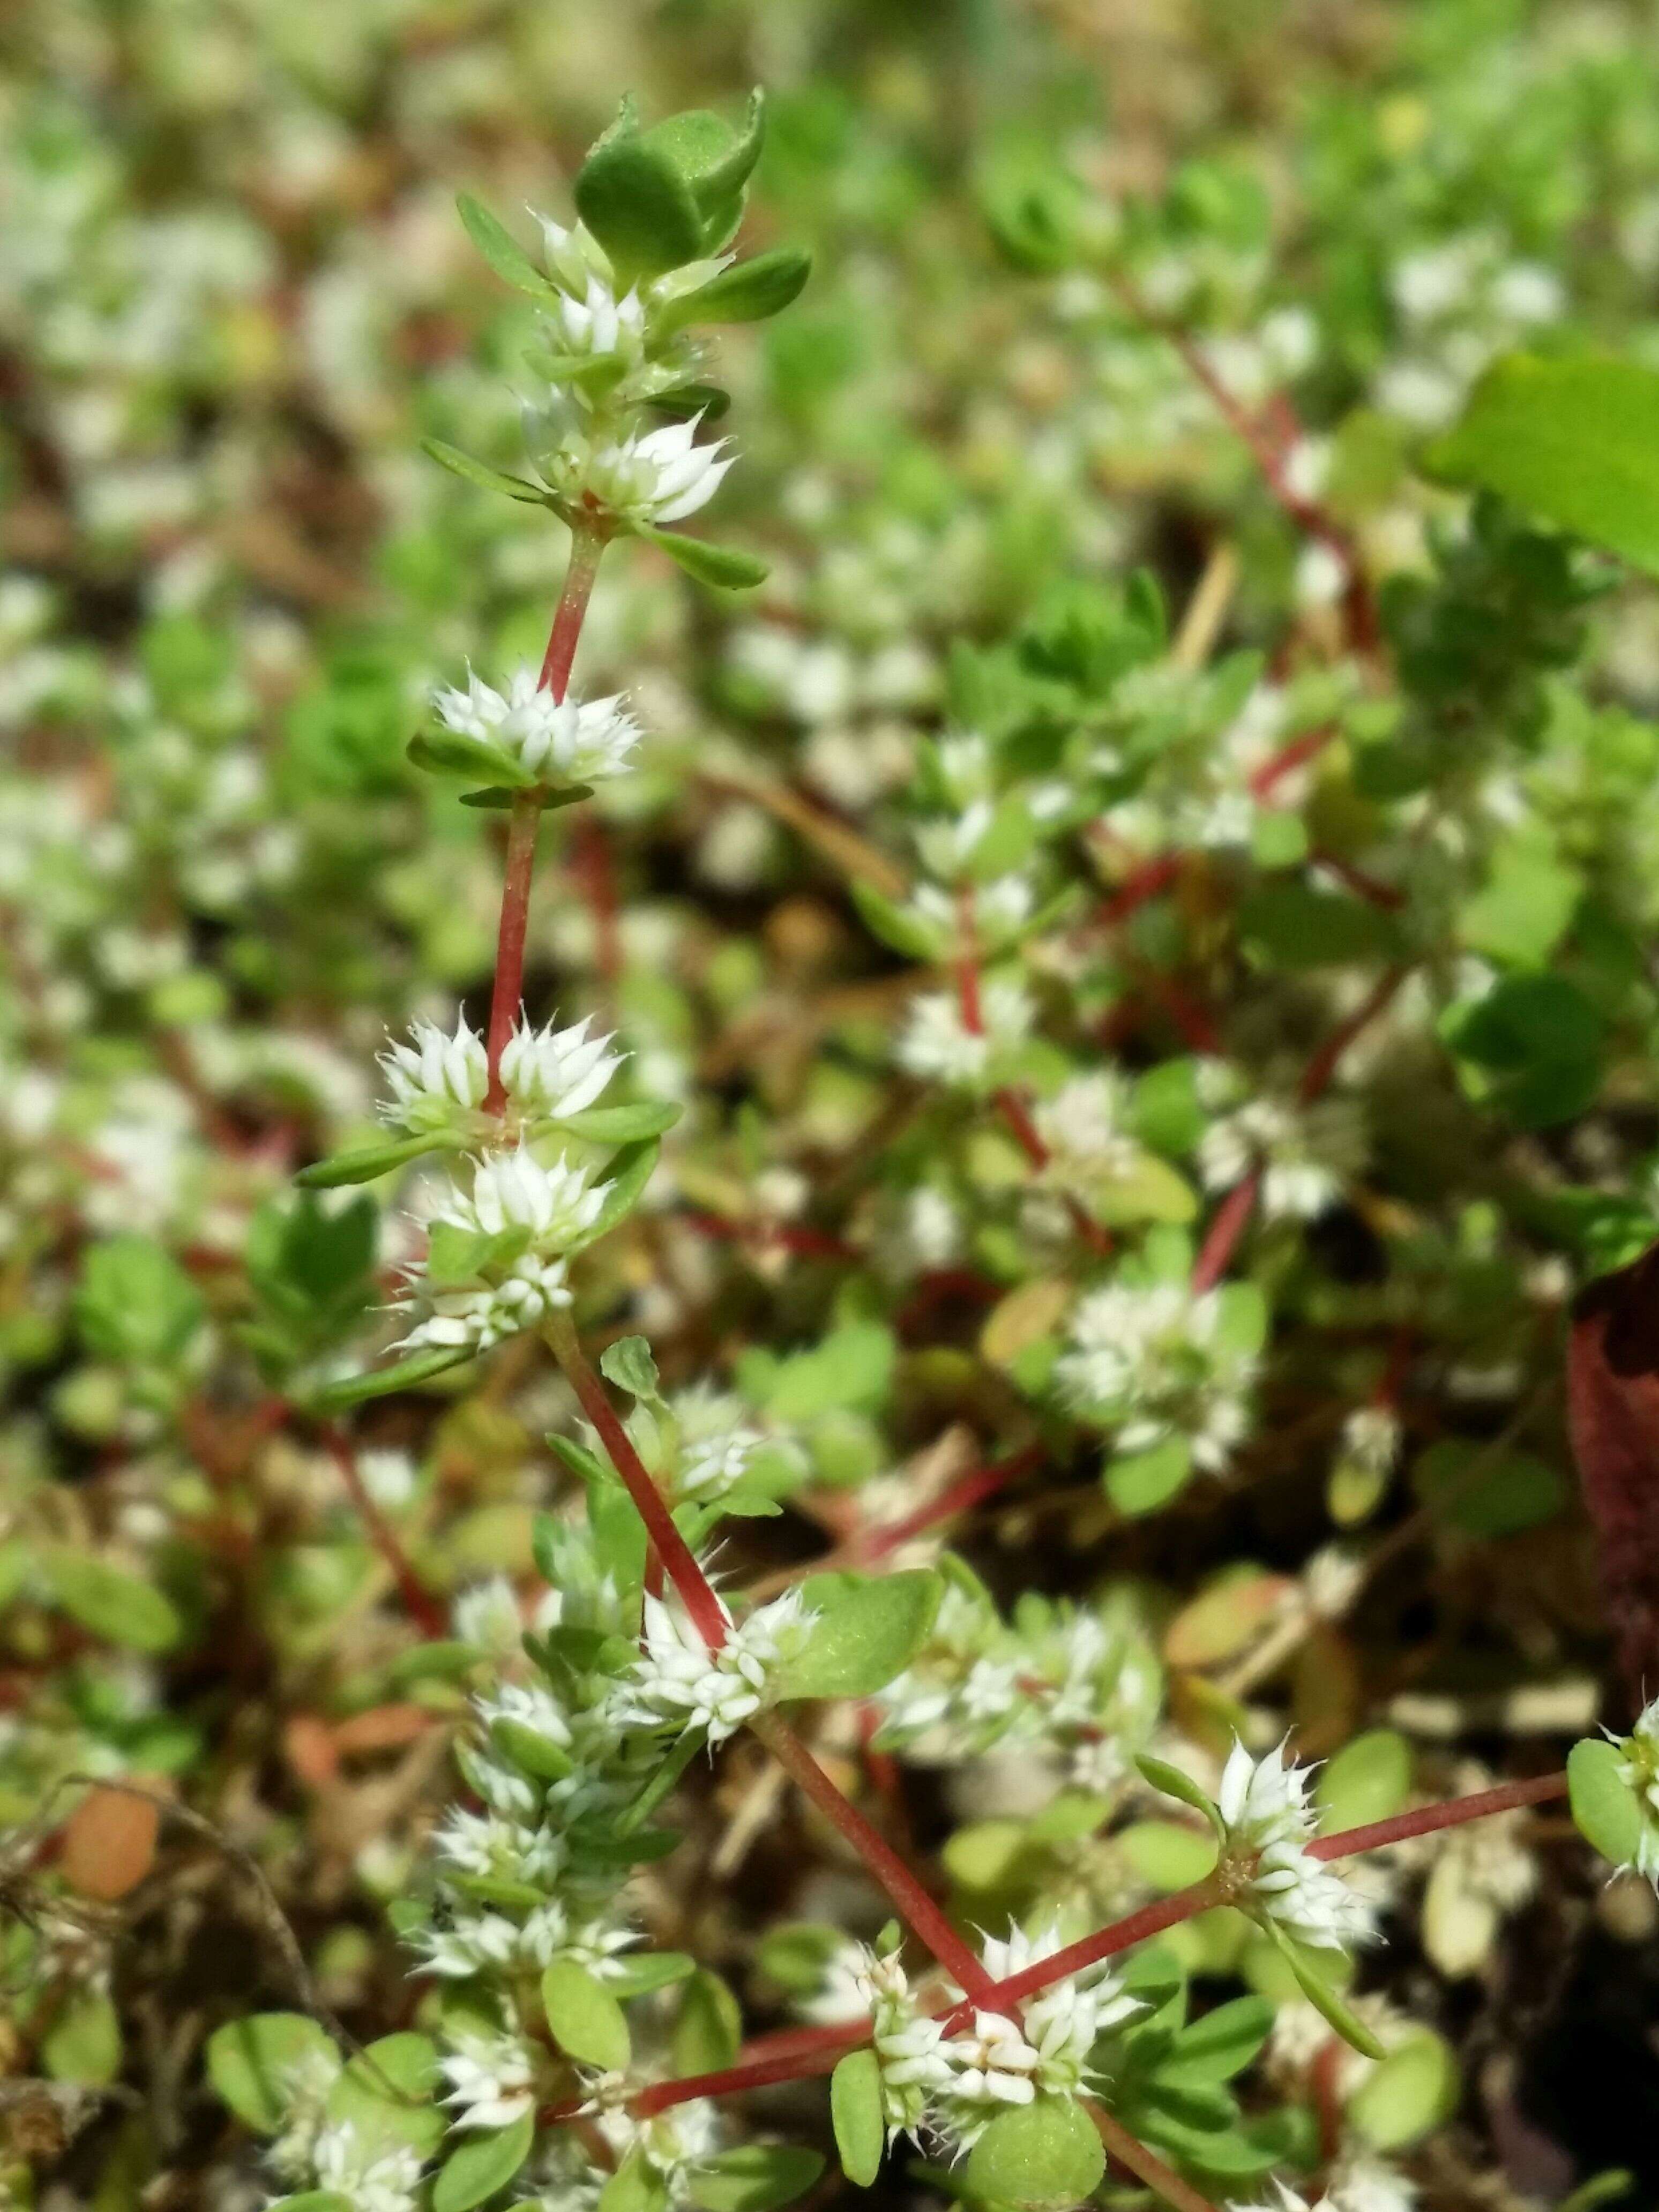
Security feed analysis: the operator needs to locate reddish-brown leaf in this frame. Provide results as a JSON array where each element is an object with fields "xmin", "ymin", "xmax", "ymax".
[
  {"xmin": 1566, "ymin": 1242, "xmax": 1659, "ymax": 1702},
  {"xmin": 61, "ymin": 1784, "xmax": 160, "ymax": 1901}
]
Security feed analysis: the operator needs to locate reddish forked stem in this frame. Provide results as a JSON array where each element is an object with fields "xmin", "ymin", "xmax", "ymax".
[
  {"xmin": 1299, "ymin": 963, "xmax": 1409, "ymax": 1107},
  {"xmin": 982, "ymin": 1878, "xmax": 1222, "ymax": 2011},
  {"xmin": 1089, "ymin": 2102, "xmax": 1219, "ymax": 2212},
  {"xmin": 319, "ymin": 1424, "xmax": 447, "ymax": 1639},
  {"xmin": 1307, "ymin": 1770, "xmax": 1568, "ymax": 1858},
  {"xmin": 483, "ymin": 527, "xmax": 606, "ymax": 1108},
  {"xmin": 749, "ymin": 1708, "xmax": 1002, "ymax": 2006},
  {"xmin": 1191, "ymin": 1169, "xmax": 1260, "ymax": 1294},
  {"xmin": 858, "ymin": 1443, "xmax": 1044, "ymax": 1563},
  {"xmin": 542, "ymin": 1310, "xmax": 730, "ymax": 1650}
]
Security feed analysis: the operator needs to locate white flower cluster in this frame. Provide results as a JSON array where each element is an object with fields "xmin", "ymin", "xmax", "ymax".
[
  {"xmin": 856, "ymin": 1929, "xmax": 1138, "ymax": 2155},
  {"xmin": 872, "ymin": 1581, "xmax": 1161, "ymax": 1775},
  {"xmin": 1231, "ymin": 2162, "xmax": 1417, "ymax": 2212},
  {"xmin": 431, "ymin": 667, "xmax": 643, "ymax": 788},
  {"xmin": 1057, "ymin": 1276, "xmax": 1259, "ymax": 1473},
  {"xmin": 1199, "ymin": 1090, "xmax": 1367, "ymax": 1221},
  {"xmin": 542, "ymin": 415, "xmax": 735, "ymax": 529},
  {"xmin": 608, "ymin": 1587, "xmax": 814, "ymax": 1744},
  {"xmin": 379, "ymin": 1012, "xmax": 622, "ymax": 1135},
  {"xmin": 394, "ymin": 1144, "xmax": 616, "ymax": 1356},
  {"xmin": 1217, "ymin": 1739, "xmax": 1377, "ymax": 1954},
  {"xmin": 895, "ymin": 978, "xmax": 1034, "ymax": 1090}
]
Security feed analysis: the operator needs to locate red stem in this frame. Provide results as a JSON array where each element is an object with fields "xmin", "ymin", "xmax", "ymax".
[
  {"xmin": 1191, "ymin": 1169, "xmax": 1260, "ymax": 1294},
  {"xmin": 597, "ymin": 1775, "xmax": 1574, "ymax": 2132},
  {"xmin": 1298, "ymin": 964, "xmax": 1409, "ymax": 1106},
  {"xmin": 858, "ymin": 1444, "xmax": 1044, "ymax": 1563},
  {"xmin": 483, "ymin": 527, "xmax": 606, "ymax": 1108},
  {"xmin": 1249, "ymin": 723, "xmax": 1335, "ymax": 799},
  {"xmin": 319, "ymin": 1424, "xmax": 447, "ymax": 1639},
  {"xmin": 1089, "ymin": 2102, "xmax": 1219, "ymax": 2212},
  {"xmin": 542, "ymin": 1311, "xmax": 730, "ymax": 1649},
  {"xmin": 1307, "ymin": 1770, "xmax": 1567, "ymax": 1858},
  {"xmin": 749, "ymin": 1709, "xmax": 1001, "ymax": 2006}
]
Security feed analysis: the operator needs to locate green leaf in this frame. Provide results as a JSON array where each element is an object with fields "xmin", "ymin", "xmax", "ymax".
[
  {"xmin": 671, "ymin": 1969, "xmax": 743, "ymax": 2074},
  {"xmin": 310, "ymin": 1345, "xmax": 475, "ymax": 1409},
  {"xmin": 553, "ymin": 1100, "xmax": 682, "ymax": 1142},
  {"xmin": 605, "ymin": 1950, "xmax": 699, "ymax": 1998},
  {"xmin": 77, "ymin": 1235, "xmax": 203, "ymax": 1367},
  {"xmin": 455, "ymin": 196, "xmax": 559, "ymax": 302},
  {"xmin": 407, "ymin": 728, "xmax": 536, "ymax": 788},
  {"xmin": 296, "ymin": 1133, "xmax": 453, "ymax": 1187},
  {"xmin": 574, "ymin": 108, "xmax": 706, "ymax": 281},
  {"xmin": 460, "ymin": 781, "xmax": 592, "ymax": 811},
  {"xmin": 1317, "ymin": 1730, "xmax": 1412, "ymax": 1834},
  {"xmin": 1238, "ymin": 882, "xmax": 1398, "ymax": 970},
  {"xmin": 963, "ymin": 2095, "xmax": 1106, "ymax": 2212},
  {"xmin": 829, "ymin": 2049, "xmax": 885, "ymax": 2187},
  {"xmin": 849, "ymin": 881, "xmax": 937, "ymax": 960},
  {"xmin": 565, "ymin": 1139, "xmax": 661, "ymax": 1253},
  {"xmin": 777, "ymin": 1570, "xmax": 942, "ymax": 1701},
  {"xmin": 1346, "ymin": 2030, "xmax": 1459, "ymax": 2150},
  {"xmin": 43, "ymin": 1992, "xmax": 122, "ymax": 2086},
  {"xmin": 432, "ymin": 2113, "xmax": 535, "ymax": 2212},
  {"xmin": 1105, "ymin": 1437, "xmax": 1192, "ymax": 1515},
  {"xmin": 1161, "ymin": 1997, "xmax": 1273, "ymax": 2086},
  {"xmin": 659, "ymin": 248, "xmax": 811, "ymax": 331},
  {"xmin": 600, "ymin": 2147, "xmax": 671, "ymax": 2212},
  {"xmin": 1134, "ymin": 1754, "xmax": 1225, "ymax": 1840},
  {"xmin": 1425, "ymin": 352, "xmax": 1659, "ymax": 576},
  {"xmin": 326, "ymin": 2034, "xmax": 445, "ymax": 2159},
  {"xmin": 1459, "ymin": 829, "xmax": 1582, "ymax": 968},
  {"xmin": 642, "ymin": 91, "xmax": 766, "ymax": 220},
  {"xmin": 424, "ymin": 1220, "xmax": 532, "ymax": 1289},
  {"xmin": 1568, "ymin": 1736, "xmax": 1646, "ymax": 1866},
  {"xmin": 601, "ymin": 1335, "xmax": 661, "ymax": 1401},
  {"xmin": 1264, "ymin": 1927, "xmax": 1386, "ymax": 2060},
  {"xmin": 542, "ymin": 1958, "xmax": 632, "ymax": 2071},
  {"xmin": 421, "ymin": 436, "xmax": 550, "ymax": 504},
  {"xmin": 43, "ymin": 1549, "xmax": 183, "ymax": 1654},
  {"xmin": 1410, "ymin": 1440, "xmax": 1566, "ymax": 1537},
  {"xmin": 685, "ymin": 2147, "xmax": 826, "ymax": 2212},
  {"xmin": 1441, "ymin": 973, "xmax": 1605, "ymax": 1129},
  {"xmin": 635, "ymin": 526, "xmax": 767, "ymax": 591},
  {"xmin": 756, "ymin": 1923, "xmax": 846, "ymax": 1994},
  {"xmin": 268, "ymin": 2196, "xmax": 354, "ymax": 2211},
  {"xmin": 206, "ymin": 2014, "xmax": 337, "ymax": 2134},
  {"xmin": 1115, "ymin": 1819, "xmax": 1220, "ymax": 1890},
  {"xmin": 490, "ymin": 1715, "xmax": 575, "ymax": 1782}
]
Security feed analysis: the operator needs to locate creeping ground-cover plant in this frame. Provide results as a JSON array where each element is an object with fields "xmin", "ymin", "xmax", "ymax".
[{"xmin": 15, "ymin": 5, "xmax": 1659, "ymax": 2212}]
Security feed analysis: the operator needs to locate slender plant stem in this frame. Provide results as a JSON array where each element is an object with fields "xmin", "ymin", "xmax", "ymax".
[
  {"xmin": 1088, "ymin": 2101, "xmax": 1219, "ymax": 2212},
  {"xmin": 318, "ymin": 1423, "xmax": 446, "ymax": 1638},
  {"xmin": 748, "ymin": 1708, "xmax": 1002, "ymax": 2004},
  {"xmin": 483, "ymin": 524, "xmax": 606, "ymax": 1107},
  {"xmin": 541, "ymin": 1310, "xmax": 729, "ymax": 1649},
  {"xmin": 980, "ymin": 1877, "xmax": 1224, "ymax": 2011},
  {"xmin": 1306, "ymin": 1770, "xmax": 1567, "ymax": 1858},
  {"xmin": 1191, "ymin": 1170, "xmax": 1260, "ymax": 1294}
]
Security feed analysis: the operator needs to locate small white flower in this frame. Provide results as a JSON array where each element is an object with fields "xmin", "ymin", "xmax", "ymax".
[
  {"xmin": 432, "ymin": 1805, "xmax": 564, "ymax": 1887},
  {"xmin": 441, "ymin": 2034, "xmax": 537, "ymax": 2131},
  {"xmin": 1340, "ymin": 1406, "xmax": 1401, "ymax": 1479},
  {"xmin": 550, "ymin": 415, "xmax": 735, "ymax": 526},
  {"xmin": 432, "ymin": 666, "xmax": 642, "ymax": 784},
  {"xmin": 1034, "ymin": 1073, "xmax": 1144, "ymax": 1184},
  {"xmin": 451, "ymin": 1576, "xmax": 522, "ymax": 1653},
  {"xmin": 396, "ymin": 1254, "xmax": 574, "ymax": 1354},
  {"xmin": 975, "ymin": 1925, "xmax": 1141, "ymax": 2096},
  {"xmin": 672, "ymin": 1384, "xmax": 767, "ymax": 1499},
  {"xmin": 312, "ymin": 2123, "xmax": 423, "ymax": 2212},
  {"xmin": 532, "ymin": 212, "xmax": 615, "ymax": 297},
  {"xmin": 1199, "ymin": 1095, "xmax": 1366, "ymax": 1221},
  {"xmin": 499, "ymin": 1013, "xmax": 623, "ymax": 1119},
  {"xmin": 378, "ymin": 1015, "xmax": 489, "ymax": 1131},
  {"xmin": 1218, "ymin": 1738, "xmax": 1377, "ymax": 1953},
  {"xmin": 610, "ymin": 1587, "xmax": 815, "ymax": 1744},
  {"xmin": 435, "ymin": 1145, "xmax": 610, "ymax": 1252},
  {"xmin": 410, "ymin": 1910, "xmax": 522, "ymax": 1978},
  {"xmin": 895, "ymin": 980, "xmax": 1033, "ymax": 1089},
  {"xmin": 549, "ymin": 274, "xmax": 646, "ymax": 363},
  {"xmin": 1057, "ymin": 1277, "xmax": 1258, "ymax": 1475},
  {"xmin": 266, "ymin": 2045, "xmax": 344, "ymax": 2182}
]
